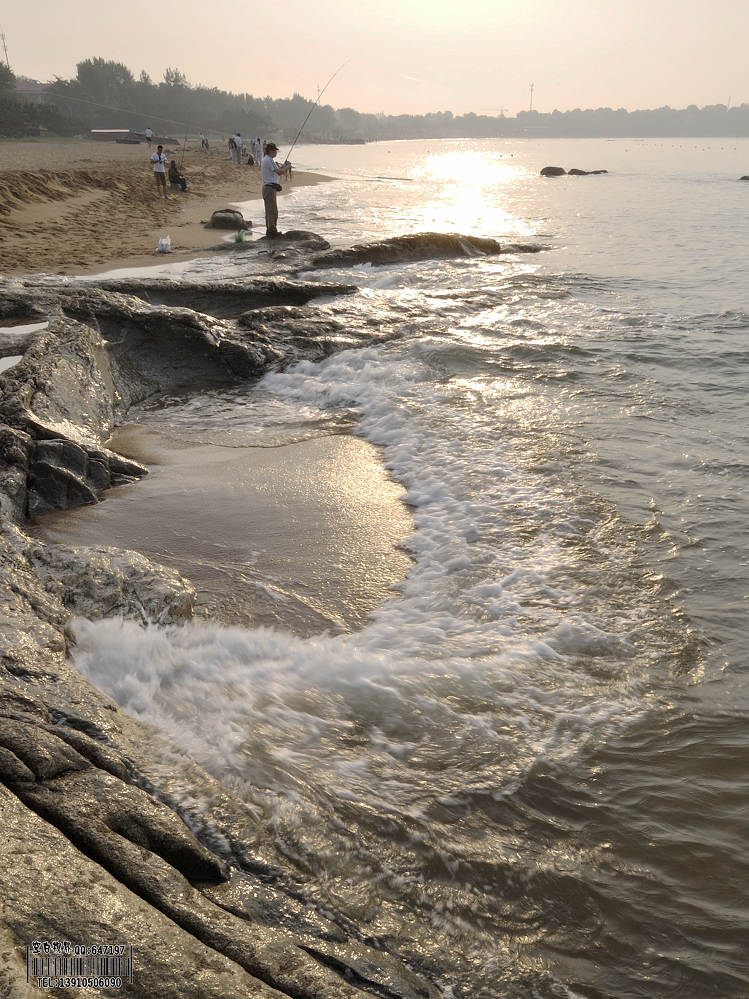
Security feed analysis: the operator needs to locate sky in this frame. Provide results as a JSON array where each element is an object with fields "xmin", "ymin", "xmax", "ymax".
[{"xmin": 3, "ymin": 0, "xmax": 748, "ymax": 117}]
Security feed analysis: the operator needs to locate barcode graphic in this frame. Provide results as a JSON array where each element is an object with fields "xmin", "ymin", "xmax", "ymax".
[{"xmin": 27, "ymin": 946, "xmax": 133, "ymax": 987}]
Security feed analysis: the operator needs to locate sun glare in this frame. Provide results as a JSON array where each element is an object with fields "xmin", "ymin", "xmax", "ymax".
[{"xmin": 411, "ymin": 150, "xmax": 533, "ymax": 237}]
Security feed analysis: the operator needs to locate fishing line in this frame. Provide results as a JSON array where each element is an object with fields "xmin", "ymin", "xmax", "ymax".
[
  {"xmin": 24, "ymin": 88, "xmax": 215, "ymax": 139},
  {"xmin": 283, "ymin": 60, "xmax": 350, "ymax": 164}
]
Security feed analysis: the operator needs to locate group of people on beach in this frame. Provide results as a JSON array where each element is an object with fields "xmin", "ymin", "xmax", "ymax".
[
  {"xmin": 144, "ymin": 123, "xmax": 291, "ymax": 236},
  {"xmin": 227, "ymin": 133, "xmax": 271, "ymax": 169}
]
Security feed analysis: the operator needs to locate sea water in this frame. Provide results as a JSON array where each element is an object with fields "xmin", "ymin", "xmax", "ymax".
[{"xmin": 71, "ymin": 138, "xmax": 749, "ymax": 998}]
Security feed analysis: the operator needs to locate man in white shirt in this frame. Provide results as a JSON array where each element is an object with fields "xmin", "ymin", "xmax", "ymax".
[
  {"xmin": 261, "ymin": 142, "xmax": 291, "ymax": 238},
  {"xmin": 144, "ymin": 127, "xmax": 153, "ymax": 149},
  {"xmin": 150, "ymin": 144, "xmax": 167, "ymax": 199}
]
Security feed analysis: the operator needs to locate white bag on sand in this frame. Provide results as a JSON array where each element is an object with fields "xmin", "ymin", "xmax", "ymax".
[{"xmin": 156, "ymin": 235, "xmax": 172, "ymax": 254}]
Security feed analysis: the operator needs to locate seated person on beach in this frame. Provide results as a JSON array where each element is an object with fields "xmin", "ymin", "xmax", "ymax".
[
  {"xmin": 168, "ymin": 159, "xmax": 187, "ymax": 192},
  {"xmin": 151, "ymin": 144, "xmax": 168, "ymax": 199}
]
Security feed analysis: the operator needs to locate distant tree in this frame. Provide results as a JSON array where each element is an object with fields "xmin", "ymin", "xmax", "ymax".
[
  {"xmin": 76, "ymin": 58, "xmax": 134, "ymax": 98},
  {"xmin": 0, "ymin": 62, "xmax": 15, "ymax": 93},
  {"xmin": 163, "ymin": 67, "xmax": 189, "ymax": 87}
]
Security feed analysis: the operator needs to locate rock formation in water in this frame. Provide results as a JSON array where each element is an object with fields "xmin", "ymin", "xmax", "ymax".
[
  {"xmin": 311, "ymin": 231, "xmax": 546, "ymax": 268},
  {"xmin": 541, "ymin": 166, "xmax": 608, "ymax": 177},
  {"xmin": 0, "ymin": 232, "xmax": 547, "ymax": 996}
]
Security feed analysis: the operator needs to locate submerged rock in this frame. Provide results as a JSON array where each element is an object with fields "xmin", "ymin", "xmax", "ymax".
[
  {"xmin": 543, "ymin": 166, "xmax": 608, "ymax": 176},
  {"xmin": 311, "ymin": 231, "xmax": 545, "ymax": 269}
]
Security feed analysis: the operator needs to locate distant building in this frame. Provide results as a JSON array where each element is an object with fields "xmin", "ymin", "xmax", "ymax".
[{"xmin": 14, "ymin": 78, "xmax": 52, "ymax": 105}]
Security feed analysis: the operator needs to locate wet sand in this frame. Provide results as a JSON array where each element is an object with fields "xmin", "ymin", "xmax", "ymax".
[
  {"xmin": 33, "ymin": 425, "xmax": 413, "ymax": 636},
  {"xmin": 0, "ymin": 138, "xmax": 327, "ymax": 276},
  {"xmin": 5, "ymin": 139, "xmax": 413, "ymax": 636}
]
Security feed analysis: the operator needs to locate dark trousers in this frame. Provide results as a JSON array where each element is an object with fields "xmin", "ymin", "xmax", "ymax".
[{"xmin": 262, "ymin": 184, "xmax": 278, "ymax": 235}]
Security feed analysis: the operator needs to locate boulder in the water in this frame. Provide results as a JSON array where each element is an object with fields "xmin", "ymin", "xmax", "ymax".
[
  {"xmin": 740, "ymin": 176, "xmax": 749, "ymax": 181},
  {"xmin": 206, "ymin": 209, "xmax": 251, "ymax": 230},
  {"xmin": 543, "ymin": 166, "xmax": 607, "ymax": 177},
  {"xmin": 540, "ymin": 166, "xmax": 566, "ymax": 177}
]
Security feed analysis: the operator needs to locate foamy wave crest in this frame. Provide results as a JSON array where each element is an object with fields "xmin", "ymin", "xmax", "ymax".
[{"xmin": 73, "ymin": 611, "xmax": 635, "ymax": 812}]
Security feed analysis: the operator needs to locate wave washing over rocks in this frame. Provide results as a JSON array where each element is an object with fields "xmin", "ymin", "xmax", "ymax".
[{"xmin": 0, "ymin": 232, "xmax": 544, "ymax": 997}]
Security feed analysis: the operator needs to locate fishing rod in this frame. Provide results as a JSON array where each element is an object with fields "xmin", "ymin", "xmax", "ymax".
[{"xmin": 282, "ymin": 60, "xmax": 349, "ymax": 163}]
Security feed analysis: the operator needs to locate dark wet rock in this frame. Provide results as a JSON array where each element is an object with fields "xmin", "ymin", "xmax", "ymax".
[
  {"xmin": 540, "ymin": 166, "xmax": 566, "ymax": 176},
  {"xmin": 43, "ymin": 722, "xmax": 130, "ymax": 781},
  {"xmin": 205, "ymin": 208, "xmax": 252, "ymax": 230},
  {"xmin": 0, "ymin": 326, "xmax": 39, "ymax": 358},
  {"xmin": 311, "ymin": 231, "xmax": 515, "ymax": 269},
  {"xmin": 0, "ymin": 678, "xmax": 50, "ymax": 722},
  {"xmin": 27, "ymin": 441, "xmax": 145, "ymax": 518},
  {"xmin": 0, "ymin": 715, "xmax": 91, "ymax": 780},
  {"xmin": 277, "ymin": 229, "xmax": 331, "ymax": 251},
  {"xmin": 98, "ymin": 276, "xmax": 355, "ymax": 318},
  {"xmin": 237, "ymin": 304, "xmax": 393, "ymax": 364},
  {"xmin": 568, "ymin": 168, "xmax": 608, "ymax": 175},
  {"xmin": 0, "ymin": 289, "xmax": 48, "ymax": 323},
  {"xmin": 0, "ymin": 673, "xmax": 440, "ymax": 998},
  {"xmin": 740, "ymin": 175, "xmax": 749, "ymax": 181},
  {"xmin": 0, "ymin": 425, "xmax": 33, "ymax": 523},
  {"xmin": 12, "ymin": 767, "xmax": 230, "ymax": 883},
  {"xmin": 257, "ymin": 230, "xmax": 331, "ymax": 254},
  {"xmin": 0, "ymin": 319, "xmax": 123, "ymax": 446},
  {"xmin": 28, "ymin": 457, "xmax": 99, "ymax": 516},
  {"xmin": 28, "ymin": 539, "xmax": 196, "ymax": 624},
  {"xmin": 0, "ymin": 783, "xmax": 284, "ymax": 997}
]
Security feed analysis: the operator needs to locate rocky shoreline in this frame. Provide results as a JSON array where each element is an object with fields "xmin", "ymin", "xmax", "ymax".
[{"xmin": 0, "ymin": 233, "xmax": 544, "ymax": 997}]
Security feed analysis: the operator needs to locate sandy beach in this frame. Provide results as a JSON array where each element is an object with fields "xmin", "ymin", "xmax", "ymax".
[{"xmin": 0, "ymin": 138, "xmax": 327, "ymax": 276}]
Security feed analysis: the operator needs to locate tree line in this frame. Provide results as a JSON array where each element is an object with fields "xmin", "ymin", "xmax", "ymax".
[{"xmin": 2, "ymin": 57, "xmax": 749, "ymax": 141}]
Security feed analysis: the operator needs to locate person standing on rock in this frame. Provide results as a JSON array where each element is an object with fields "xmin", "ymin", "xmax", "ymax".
[
  {"xmin": 261, "ymin": 142, "xmax": 291, "ymax": 238},
  {"xmin": 151, "ymin": 144, "xmax": 168, "ymax": 199}
]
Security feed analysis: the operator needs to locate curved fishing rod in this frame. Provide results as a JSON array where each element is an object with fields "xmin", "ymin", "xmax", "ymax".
[{"xmin": 282, "ymin": 60, "xmax": 349, "ymax": 163}]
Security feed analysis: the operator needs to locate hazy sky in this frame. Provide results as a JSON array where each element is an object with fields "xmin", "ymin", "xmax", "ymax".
[{"xmin": 3, "ymin": 0, "xmax": 747, "ymax": 116}]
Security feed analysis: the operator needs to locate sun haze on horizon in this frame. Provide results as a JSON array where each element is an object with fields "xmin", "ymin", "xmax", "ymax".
[{"xmin": 3, "ymin": 0, "xmax": 748, "ymax": 117}]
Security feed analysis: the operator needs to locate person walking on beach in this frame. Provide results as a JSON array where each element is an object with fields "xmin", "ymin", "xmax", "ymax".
[
  {"xmin": 144, "ymin": 126, "xmax": 153, "ymax": 149},
  {"xmin": 261, "ymin": 142, "xmax": 291, "ymax": 238},
  {"xmin": 151, "ymin": 144, "xmax": 168, "ymax": 199}
]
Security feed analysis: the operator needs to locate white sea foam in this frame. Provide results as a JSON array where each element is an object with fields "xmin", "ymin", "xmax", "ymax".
[{"xmin": 73, "ymin": 325, "xmax": 650, "ymax": 811}]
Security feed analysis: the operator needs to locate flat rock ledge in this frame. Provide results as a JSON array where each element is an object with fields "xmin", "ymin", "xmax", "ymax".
[{"xmin": 0, "ymin": 268, "xmax": 442, "ymax": 998}]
